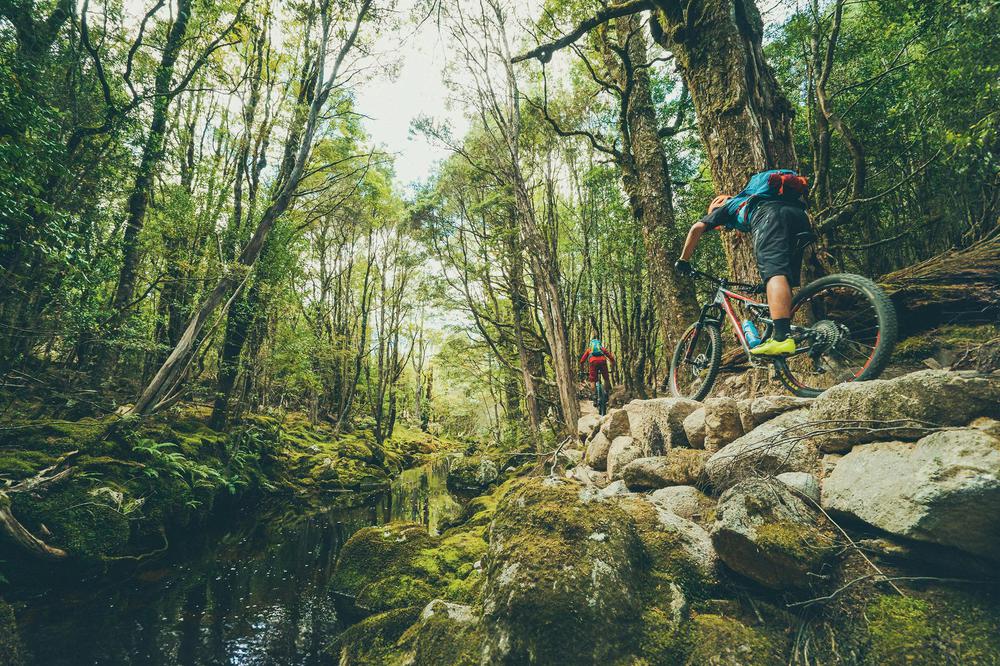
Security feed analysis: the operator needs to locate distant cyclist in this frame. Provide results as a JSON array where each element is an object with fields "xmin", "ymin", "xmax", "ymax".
[
  {"xmin": 675, "ymin": 170, "xmax": 811, "ymax": 356},
  {"xmin": 580, "ymin": 334, "xmax": 615, "ymax": 404}
]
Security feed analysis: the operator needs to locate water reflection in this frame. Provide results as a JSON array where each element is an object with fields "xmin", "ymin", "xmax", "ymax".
[
  {"xmin": 389, "ymin": 456, "xmax": 463, "ymax": 535},
  {"xmin": 15, "ymin": 456, "xmax": 467, "ymax": 665},
  {"xmin": 17, "ymin": 497, "xmax": 388, "ymax": 665}
]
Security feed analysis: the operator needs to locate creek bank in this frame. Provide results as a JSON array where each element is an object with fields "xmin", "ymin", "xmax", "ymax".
[
  {"xmin": 0, "ymin": 408, "xmax": 454, "ymax": 567},
  {"xmin": 0, "ymin": 406, "xmax": 459, "ymax": 662},
  {"xmin": 330, "ymin": 369, "xmax": 1000, "ymax": 664}
]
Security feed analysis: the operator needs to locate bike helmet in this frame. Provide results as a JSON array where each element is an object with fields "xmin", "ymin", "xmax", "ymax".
[{"xmin": 708, "ymin": 194, "xmax": 731, "ymax": 213}]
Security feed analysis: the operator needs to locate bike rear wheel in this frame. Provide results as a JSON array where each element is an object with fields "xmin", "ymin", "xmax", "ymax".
[
  {"xmin": 774, "ymin": 273, "xmax": 898, "ymax": 397},
  {"xmin": 669, "ymin": 323, "xmax": 722, "ymax": 401},
  {"xmin": 596, "ymin": 382, "xmax": 609, "ymax": 416}
]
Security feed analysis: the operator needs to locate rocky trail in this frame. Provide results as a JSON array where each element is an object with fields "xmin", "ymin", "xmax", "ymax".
[{"xmin": 329, "ymin": 369, "xmax": 1000, "ymax": 665}]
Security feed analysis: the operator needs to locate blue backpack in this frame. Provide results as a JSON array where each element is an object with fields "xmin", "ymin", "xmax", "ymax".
[
  {"xmin": 590, "ymin": 339, "xmax": 604, "ymax": 357},
  {"xmin": 722, "ymin": 169, "xmax": 809, "ymax": 232}
]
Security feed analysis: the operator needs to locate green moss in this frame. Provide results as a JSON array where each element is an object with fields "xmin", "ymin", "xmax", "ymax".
[
  {"xmin": 330, "ymin": 605, "xmax": 422, "ymax": 666},
  {"xmin": 864, "ymin": 594, "xmax": 1000, "ymax": 665},
  {"xmin": 396, "ymin": 602, "xmax": 483, "ymax": 666},
  {"xmin": 357, "ymin": 575, "xmax": 435, "ymax": 612},
  {"xmin": 637, "ymin": 606, "xmax": 687, "ymax": 663},
  {"xmin": 755, "ymin": 519, "xmax": 834, "ymax": 564},
  {"xmin": 480, "ymin": 477, "xmax": 645, "ymax": 664},
  {"xmin": 895, "ymin": 324, "xmax": 1000, "ymax": 360},
  {"xmin": 0, "ymin": 599, "xmax": 24, "ymax": 666},
  {"xmin": 684, "ymin": 614, "xmax": 783, "ymax": 666},
  {"xmin": 11, "ymin": 483, "xmax": 130, "ymax": 561},
  {"xmin": 619, "ymin": 499, "xmax": 717, "ymax": 601},
  {"xmin": 332, "ymin": 521, "xmax": 487, "ymax": 613}
]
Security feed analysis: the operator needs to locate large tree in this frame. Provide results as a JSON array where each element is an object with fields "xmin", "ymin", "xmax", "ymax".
[{"xmin": 517, "ymin": 0, "xmax": 799, "ymax": 282}]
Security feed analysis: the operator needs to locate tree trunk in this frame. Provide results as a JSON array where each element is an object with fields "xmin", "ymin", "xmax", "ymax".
[
  {"xmin": 612, "ymin": 14, "xmax": 700, "ymax": 356},
  {"xmin": 111, "ymin": 0, "xmax": 194, "ymax": 316},
  {"xmin": 651, "ymin": 0, "xmax": 799, "ymax": 282}
]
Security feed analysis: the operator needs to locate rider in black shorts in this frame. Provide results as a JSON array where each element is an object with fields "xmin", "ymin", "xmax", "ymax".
[{"xmin": 674, "ymin": 191, "xmax": 810, "ymax": 356}]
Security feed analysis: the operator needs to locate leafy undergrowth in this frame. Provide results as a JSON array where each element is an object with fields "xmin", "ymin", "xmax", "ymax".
[{"xmin": 0, "ymin": 406, "xmax": 456, "ymax": 565}]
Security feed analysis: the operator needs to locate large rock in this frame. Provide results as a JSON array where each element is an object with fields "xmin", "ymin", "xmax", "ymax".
[
  {"xmin": 600, "ymin": 408, "xmax": 631, "ymax": 441},
  {"xmin": 480, "ymin": 477, "xmax": 645, "ymax": 664},
  {"xmin": 683, "ymin": 408, "xmax": 706, "ymax": 449},
  {"xmin": 447, "ymin": 455, "xmax": 499, "ymax": 492},
  {"xmin": 607, "ymin": 435, "xmax": 643, "ymax": 481},
  {"xmin": 585, "ymin": 431, "xmax": 612, "ymax": 471},
  {"xmin": 622, "ymin": 451, "xmax": 711, "ymax": 491},
  {"xmin": 703, "ymin": 397, "xmax": 745, "ymax": 453},
  {"xmin": 624, "ymin": 398, "xmax": 701, "ymax": 455},
  {"xmin": 806, "ymin": 370, "xmax": 1000, "ymax": 452},
  {"xmin": 620, "ymin": 497, "xmax": 719, "ymax": 592},
  {"xmin": 648, "ymin": 486, "xmax": 716, "ymax": 522},
  {"xmin": 577, "ymin": 413, "xmax": 601, "ymax": 440},
  {"xmin": 704, "ymin": 409, "xmax": 818, "ymax": 490},
  {"xmin": 750, "ymin": 396, "xmax": 814, "ymax": 426},
  {"xmin": 775, "ymin": 472, "xmax": 820, "ymax": 504},
  {"xmin": 821, "ymin": 427, "xmax": 1000, "ymax": 560},
  {"xmin": 711, "ymin": 478, "xmax": 836, "ymax": 589}
]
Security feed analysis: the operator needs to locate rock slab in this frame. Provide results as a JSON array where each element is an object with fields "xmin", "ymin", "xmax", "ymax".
[
  {"xmin": 704, "ymin": 409, "xmax": 818, "ymax": 490},
  {"xmin": 712, "ymin": 478, "xmax": 835, "ymax": 589},
  {"xmin": 821, "ymin": 427, "xmax": 1000, "ymax": 561},
  {"xmin": 624, "ymin": 398, "xmax": 701, "ymax": 455},
  {"xmin": 647, "ymin": 486, "xmax": 716, "ymax": 522},
  {"xmin": 621, "ymin": 451, "xmax": 711, "ymax": 491}
]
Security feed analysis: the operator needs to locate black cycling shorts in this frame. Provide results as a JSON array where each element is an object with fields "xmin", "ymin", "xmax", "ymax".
[{"xmin": 750, "ymin": 202, "xmax": 811, "ymax": 287}]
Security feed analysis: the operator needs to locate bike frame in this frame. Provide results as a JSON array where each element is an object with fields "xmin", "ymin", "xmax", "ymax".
[{"xmin": 684, "ymin": 273, "xmax": 771, "ymax": 365}]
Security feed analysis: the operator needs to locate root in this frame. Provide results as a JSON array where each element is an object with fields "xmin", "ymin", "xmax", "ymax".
[{"xmin": 0, "ymin": 449, "xmax": 79, "ymax": 560}]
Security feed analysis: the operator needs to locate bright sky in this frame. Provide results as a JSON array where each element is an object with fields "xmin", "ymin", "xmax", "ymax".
[
  {"xmin": 353, "ymin": 0, "xmax": 798, "ymax": 194},
  {"xmin": 354, "ymin": 4, "xmax": 466, "ymax": 192}
]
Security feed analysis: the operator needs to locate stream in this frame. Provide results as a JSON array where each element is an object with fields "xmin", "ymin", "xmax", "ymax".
[{"xmin": 10, "ymin": 457, "xmax": 462, "ymax": 665}]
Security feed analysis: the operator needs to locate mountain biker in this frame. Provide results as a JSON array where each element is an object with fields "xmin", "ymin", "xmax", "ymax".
[
  {"xmin": 674, "ymin": 172, "xmax": 811, "ymax": 356},
  {"xmin": 580, "ymin": 335, "xmax": 615, "ymax": 403}
]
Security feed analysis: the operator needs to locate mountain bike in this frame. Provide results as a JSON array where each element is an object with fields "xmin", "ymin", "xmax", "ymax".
[
  {"xmin": 594, "ymin": 379, "xmax": 609, "ymax": 416},
  {"xmin": 669, "ymin": 266, "xmax": 898, "ymax": 399}
]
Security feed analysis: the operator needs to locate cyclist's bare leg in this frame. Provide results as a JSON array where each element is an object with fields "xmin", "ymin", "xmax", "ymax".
[{"xmin": 766, "ymin": 275, "xmax": 792, "ymax": 319}]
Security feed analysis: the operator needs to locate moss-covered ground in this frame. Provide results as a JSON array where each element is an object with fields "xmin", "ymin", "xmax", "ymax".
[{"xmin": 0, "ymin": 407, "xmax": 456, "ymax": 566}]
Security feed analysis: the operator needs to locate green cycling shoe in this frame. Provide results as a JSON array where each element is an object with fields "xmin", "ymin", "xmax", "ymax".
[{"xmin": 750, "ymin": 337, "xmax": 796, "ymax": 356}]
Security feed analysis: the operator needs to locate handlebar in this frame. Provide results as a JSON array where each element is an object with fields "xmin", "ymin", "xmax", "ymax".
[{"xmin": 688, "ymin": 268, "xmax": 766, "ymax": 294}]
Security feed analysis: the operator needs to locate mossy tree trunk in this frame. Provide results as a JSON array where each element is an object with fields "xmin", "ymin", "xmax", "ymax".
[
  {"xmin": 109, "ymin": 0, "xmax": 195, "ymax": 322},
  {"xmin": 603, "ymin": 13, "xmax": 700, "ymax": 362},
  {"xmin": 649, "ymin": 0, "xmax": 799, "ymax": 283}
]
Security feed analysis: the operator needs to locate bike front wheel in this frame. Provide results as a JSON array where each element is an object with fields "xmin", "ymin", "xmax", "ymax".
[
  {"xmin": 774, "ymin": 273, "xmax": 898, "ymax": 397},
  {"xmin": 669, "ymin": 323, "xmax": 722, "ymax": 401}
]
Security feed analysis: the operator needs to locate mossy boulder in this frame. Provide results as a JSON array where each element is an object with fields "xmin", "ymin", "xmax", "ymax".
[
  {"xmin": 330, "ymin": 600, "xmax": 483, "ymax": 666},
  {"xmin": 683, "ymin": 613, "xmax": 784, "ymax": 666},
  {"xmin": 620, "ymin": 450, "xmax": 711, "ymax": 490},
  {"xmin": 711, "ymin": 478, "xmax": 837, "ymax": 589},
  {"xmin": 863, "ymin": 593, "xmax": 1000, "ymax": 665},
  {"xmin": 330, "ymin": 605, "xmax": 423, "ymax": 665},
  {"xmin": 479, "ymin": 477, "xmax": 645, "ymax": 664},
  {"xmin": 331, "ymin": 521, "xmax": 487, "ymax": 613},
  {"xmin": 446, "ymin": 455, "xmax": 499, "ymax": 492},
  {"xmin": 394, "ymin": 600, "xmax": 483, "ymax": 666},
  {"xmin": 618, "ymin": 497, "xmax": 719, "ymax": 601}
]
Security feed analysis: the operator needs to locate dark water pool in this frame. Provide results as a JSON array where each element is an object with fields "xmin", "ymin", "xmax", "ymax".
[
  {"xmin": 11, "ymin": 457, "xmax": 463, "ymax": 665},
  {"xmin": 13, "ymin": 495, "xmax": 388, "ymax": 665}
]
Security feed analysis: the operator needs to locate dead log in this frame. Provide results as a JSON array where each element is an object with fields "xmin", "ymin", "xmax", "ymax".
[{"xmin": 879, "ymin": 236, "xmax": 1000, "ymax": 334}]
